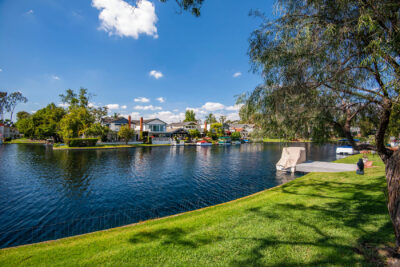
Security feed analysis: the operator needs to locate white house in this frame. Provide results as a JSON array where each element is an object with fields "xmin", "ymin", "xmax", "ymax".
[{"xmin": 133, "ymin": 118, "xmax": 169, "ymax": 144}]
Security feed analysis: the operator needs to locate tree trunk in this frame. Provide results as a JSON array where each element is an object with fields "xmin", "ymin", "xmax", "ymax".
[{"xmin": 385, "ymin": 150, "xmax": 400, "ymax": 249}]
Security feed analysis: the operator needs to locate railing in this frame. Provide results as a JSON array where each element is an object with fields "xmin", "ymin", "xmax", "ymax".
[{"xmin": 0, "ymin": 193, "xmax": 246, "ymax": 249}]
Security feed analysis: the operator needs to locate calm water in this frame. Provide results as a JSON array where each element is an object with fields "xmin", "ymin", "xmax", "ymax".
[{"xmin": 0, "ymin": 143, "xmax": 338, "ymax": 248}]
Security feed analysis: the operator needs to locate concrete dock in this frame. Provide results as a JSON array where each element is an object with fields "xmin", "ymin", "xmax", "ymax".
[{"xmin": 295, "ymin": 161, "xmax": 357, "ymax": 173}]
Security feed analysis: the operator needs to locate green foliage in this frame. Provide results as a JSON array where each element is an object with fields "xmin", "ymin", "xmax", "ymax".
[
  {"xmin": 16, "ymin": 103, "xmax": 65, "ymax": 140},
  {"xmin": 188, "ymin": 129, "xmax": 200, "ymax": 138},
  {"xmin": 210, "ymin": 123, "xmax": 224, "ymax": 137},
  {"xmin": 85, "ymin": 123, "xmax": 110, "ymax": 142},
  {"xmin": 118, "ymin": 125, "xmax": 135, "ymax": 144},
  {"xmin": 16, "ymin": 111, "xmax": 30, "ymax": 121},
  {"xmin": 205, "ymin": 113, "xmax": 217, "ymax": 124},
  {"xmin": 389, "ymin": 103, "xmax": 400, "ymax": 137},
  {"xmin": 231, "ymin": 131, "xmax": 241, "ymax": 140},
  {"xmin": 242, "ymin": 0, "xmax": 400, "ymax": 149},
  {"xmin": 184, "ymin": 110, "xmax": 196, "ymax": 122},
  {"xmin": 15, "ymin": 117, "xmax": 34, "ymax": 138},
  {"xmin": 59, "ymin": 107, "xmax": 94, "ymax": 139},
  {"xmin": 65, "ymin": 138, "xmax": 98, "ymax": 147}
]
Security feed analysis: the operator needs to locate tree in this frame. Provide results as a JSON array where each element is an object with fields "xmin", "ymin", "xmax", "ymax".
[
  {"xmin": 188, "ymin": 129, "xmax": 200, "ymax": 138},
  {"xmin": 243, "ymin": 0, "xmax": 400, "ymax": 247},
  {"xmin": 205, "ymin": 113, "xmax": 217, "ymax": 124},
  {"xmin": 58, "ymin": 88, "xmax": 108, "ymax": 140},
  {"xmin": 231, "ymin": 131, "xmax": 241, "ymax": 140},
  {"xmin": 118, "ymin": 125, "xmax": 135, "ymax": 144},
  {"xmin": 16, "ymin": 103, "xmax": 66, "ymax": 140},
  {"xmin": 16, "ymin": 111, "xmax": 30, "ymax": 121},
  {"xmin": 6, "ymin": 92, "xmax": 28, "ymax": 122},
  {"xmin": 184, "ymin": 110, "xmax": 196, "ymax": 122},
  {"xmin": 59, "ymin": 107, "xmax": 94, "ymax": 139},
  {"xmin": 219, "ymin": 115, "xmax": 226, "ymax": 124},
  {"xmin": 210, "ymin": 123, "xmax": 224, "ymax": 137},
  {"xmin": 160, "ymin": 0, "xmax": 204, "ymax": 16},
  {"xmin": 0, "ymin": 92, "xmax": 8, "ymax": 122},
  {"xmin": 85, "ymin": 123, "xmax": 110, "ymax": 142}
]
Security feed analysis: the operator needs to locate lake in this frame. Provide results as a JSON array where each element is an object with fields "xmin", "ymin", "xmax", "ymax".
[{"xmin": 0, "ymin": 143, "xmax": 338, "ymax": 248}]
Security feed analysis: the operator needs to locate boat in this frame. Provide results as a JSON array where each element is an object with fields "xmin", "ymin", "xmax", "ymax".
[
  {"xmin": 336, "ymin": 145, "xmax": 358, "ymax": 155},
  {"xmin": 196, "ymin": 140, "xmax": 212, "ymax": 146},
  {"xmin": 218, "ymin": 136, "xmax": 232, "ymax": 145},
  {"xmin": 336, "ymin": 139, "xmax": 359, "ymax": 155},
  {"xmin": 232, "ymin": 140, "xmax": 241, "ymax": 145}
]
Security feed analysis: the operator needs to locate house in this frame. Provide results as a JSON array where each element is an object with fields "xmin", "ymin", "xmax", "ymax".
[
  {"xmin": 0, "ymin": 123, "xmax": 20, "ymax": 140},
  {"xmin": 101, "ymin": 117, "xmax": 130, "ymax": 132},
  {"xmin": 228, "ymin": 123, "xmax": 255, "ymax": 139},
  {"xmin": 167, "ymin": 121, "xmax": 202, "ymax": 132},
  {"xmin": 133, "ymin": 118, "xmax": 169, "ymax": 144}
]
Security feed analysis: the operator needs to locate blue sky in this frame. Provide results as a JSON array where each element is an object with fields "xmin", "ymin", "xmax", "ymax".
[{"xmin": 0, "ymin": 0, "xmax": 274, "ymax": 122}]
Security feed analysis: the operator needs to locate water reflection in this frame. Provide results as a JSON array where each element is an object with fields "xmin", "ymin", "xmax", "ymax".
[{"xmin": 0, "ymin": 143, "xmax": 338, "ymax": 247}]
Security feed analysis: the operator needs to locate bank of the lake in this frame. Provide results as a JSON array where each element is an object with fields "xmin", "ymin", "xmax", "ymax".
[
  {"xmin": 4, "ymin": 138, "xmax": 45, "ymax": 144},
  {"xmin": 0, "ymin": 154, "xmax": 392, "ymax": 266},
  {"xmin": 53, "ymin": 143, "xmax": 170, "ymax": 150}
]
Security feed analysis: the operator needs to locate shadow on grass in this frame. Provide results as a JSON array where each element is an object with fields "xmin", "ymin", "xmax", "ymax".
[
  {"xmin": 128, "ymin": 173, "xmax": 392, "ymax": 266},
  {"xmin": 129, "ymin": 227, "xmax": 222, "ymax": 248},
  {"xmin": 231, "ymin": 176, "xmax": 393, "ymax": 266}
]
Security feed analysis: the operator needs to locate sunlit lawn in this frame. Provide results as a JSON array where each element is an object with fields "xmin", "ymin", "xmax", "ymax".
[{"xmin": 0, "ymin": 154, "xmax": 392, "ymax": 266}]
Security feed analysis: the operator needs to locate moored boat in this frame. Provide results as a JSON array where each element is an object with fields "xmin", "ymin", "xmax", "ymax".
[{"xmin": 196, "ymin": 140, "xmax": 212, "ymax": 146}]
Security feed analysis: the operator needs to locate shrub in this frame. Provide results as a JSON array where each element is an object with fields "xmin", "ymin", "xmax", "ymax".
[{"xmin": 65, "ymin": 138, "xmax": 98, "ymax": 147}]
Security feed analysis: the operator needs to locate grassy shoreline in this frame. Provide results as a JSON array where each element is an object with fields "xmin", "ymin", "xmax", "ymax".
[{"xmin": 0, "ymin": 154, "xmax": 392, "ymax": 266}]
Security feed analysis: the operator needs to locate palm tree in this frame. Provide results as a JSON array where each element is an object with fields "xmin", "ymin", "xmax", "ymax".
[{"xmin": 206, "ymin": 113, "xmax": 216, "ymax": 124}]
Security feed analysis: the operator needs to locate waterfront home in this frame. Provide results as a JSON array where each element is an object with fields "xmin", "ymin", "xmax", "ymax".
[
  {"xmin": 167, "ymin": 121, "xmax": 202, "ymax": 132},
  {"xmin": 133, "ymin": 118, "xmax": 170, "ymax": 144},
  {"xmin": 228, "ymin": 123, "xmax": 255, "ymax": 139},
  {"xmin": 0, "ymin": 123, "xmax": 20, "ymax": 140},
  {"xmin": 101, "ymin": 117, "xmax": 131, "ymax": 132}
]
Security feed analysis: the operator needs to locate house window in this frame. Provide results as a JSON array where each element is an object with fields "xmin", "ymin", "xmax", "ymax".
[{"xmin": 150, "ymin": 125, "xmax": 164, "ymax": 132}]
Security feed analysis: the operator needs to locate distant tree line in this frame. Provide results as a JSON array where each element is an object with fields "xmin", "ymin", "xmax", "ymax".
[{"xmin": 15, "ymin": 88, "xmax": 109, "ymax": 142}]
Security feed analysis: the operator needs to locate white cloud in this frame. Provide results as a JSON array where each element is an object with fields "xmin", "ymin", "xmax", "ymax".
[
  {"xmin": 88, "ymin": 102, "xmax": 98, "ymax": 108},
  {"xmin": 149, "ymin": 70, "xmax": 163, "ymax": 79},
  {"xmin": 148, "ymin": 111, "xmax": 185, "ymax": 123},
  {"xmin": 186, "ymin": 107, "xmax": 207, "ymax": 115},
  {"xmin": 106, "ymin": 104, "xmax": 120, "ymax": 110},
  {"xmin": 58, "ymin": 103, "xmax": 70, "ymax": 108},
  {"xmin": 134, "ymin": 105, "xmax": 162, "ymax": 111},
  {"xmin": 52, "ymin": 75, "xmax": 60, "ymax": 80},
  {"xmin": 233, "ymin": 72, "xmax": 242, "ymax": 78},
  {"xmin": 225, "ymin": 104, "xmax": 244, "ymax": 111},
  {"xmin": 121, "ymin": 105, "xmax": 127, "ymax": 109},
  {"xmin": 226, "ymin": 112, "xmax": 240, "ymax": 121},
  {"xmin": 134, "ymin": 97, "xmax": 150, "ymax": 103},
  {"xmin": 173, "ymin": 109, "xmax": 179, "ymax": 112},
  {"xmin": 122, "ymin": 112, "xmax": 141, "ymax": 119},
  {"xmin": 0, "ymin": 69, "xmax": 2, "ymax": 72},
  {"xmin": 201, "ymin": 102, "xmax": 225, "ymax": 111},
  {"xmin": 156, "ymin": 97, "xmax": 165, "ymax": 103},
  {"xmin": 25, "ymin": 10, "xmax": 34, "ymax": 15},
  {"xmin": 92, "ymin": 0, "xmax": 158, "ymax": 39}
]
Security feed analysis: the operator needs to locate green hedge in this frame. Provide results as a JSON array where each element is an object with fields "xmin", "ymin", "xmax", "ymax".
[{"xmin": 65, "ymin": 138, "xmax": 98, "ymax": 147}]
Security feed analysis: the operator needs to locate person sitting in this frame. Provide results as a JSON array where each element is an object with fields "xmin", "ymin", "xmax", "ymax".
[{"xmin": 356, "ymin": 158, "xmax": 364, "ymax": 175}]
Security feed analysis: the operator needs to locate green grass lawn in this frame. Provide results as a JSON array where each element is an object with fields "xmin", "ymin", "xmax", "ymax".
[
  {"xmin": 4, "ymin": 138, "xmax": 45, "ymax": 144},
  {"xmin": 0, "ymin": 154, "xmax": 392, "ymax": 266}
]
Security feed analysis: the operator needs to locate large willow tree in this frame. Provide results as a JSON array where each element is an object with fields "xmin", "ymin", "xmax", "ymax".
[{"xmin": 241, "ymin": 0, "xmax": 400, "ymax": 247}]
